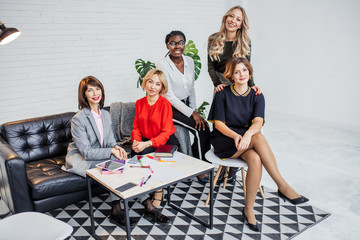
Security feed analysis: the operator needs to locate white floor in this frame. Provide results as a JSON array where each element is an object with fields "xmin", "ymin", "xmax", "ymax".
[{"xmin": 254, "ymin": 110, "xmax": 360, "ymax": 239}]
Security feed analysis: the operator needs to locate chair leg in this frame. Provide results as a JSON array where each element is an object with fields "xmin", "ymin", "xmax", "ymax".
[
  {"xmin": 223, "ymin": 166, "xmax": 230, "ymax": 188},
  {"xmin": 205, "ymin": 165, "xmax": 223, "ymax": 206},
  {"xmin": 241, "ymin": 167, "xmax": 246, "ymax": 200},
  {"xmin": 258, "ymin": 184, "xmax": 265, "ymax": 198}
]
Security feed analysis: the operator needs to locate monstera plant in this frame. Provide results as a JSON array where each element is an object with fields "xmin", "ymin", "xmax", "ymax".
[
  {"xmin": 134, "ymin": 40, "xmax": 209, "ymax": 117},
  {"xmin": 183, "ymin": 40, "xmax": 201, "ymax": 80},
  {"xmin": 134, "ymin": 59, "xmax": 156, "ymax": 88}
]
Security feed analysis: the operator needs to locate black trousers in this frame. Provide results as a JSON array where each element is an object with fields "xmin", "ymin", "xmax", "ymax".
[
  {"xmin": 130, "ymin": 134, "xmax": 181, "ymax": 157},
  {"xmin": 172, "ymin": 107, "xmax": 211, "ymax": 161}
]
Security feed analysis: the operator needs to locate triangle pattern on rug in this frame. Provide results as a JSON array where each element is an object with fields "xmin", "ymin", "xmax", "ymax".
[{"xmin": 47, "ymin": 178, "xmax": 330, "ymax": 240}]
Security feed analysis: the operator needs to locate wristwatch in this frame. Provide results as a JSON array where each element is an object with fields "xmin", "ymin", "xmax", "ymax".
[{"xmin": 148, "ymin": 140, "xmax": 153, "ymax": 147}]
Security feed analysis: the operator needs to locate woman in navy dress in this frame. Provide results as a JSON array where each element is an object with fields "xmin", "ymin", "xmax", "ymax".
[
  {"xmin": 208, "ymin": 57, "xmax": 309, "ymax": 232},
  {"xmin": 208, "ymin": 5, "xmax": 262, "ymax": 182}
]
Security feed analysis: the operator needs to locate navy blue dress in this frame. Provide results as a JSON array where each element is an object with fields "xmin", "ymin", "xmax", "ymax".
[{"xmin": 208, "ymin": 85, "xmax": 265, "ymax": 158}]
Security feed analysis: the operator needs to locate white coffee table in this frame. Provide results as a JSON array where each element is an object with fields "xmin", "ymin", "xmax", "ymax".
[{"xmin": 86, "ymin": 151, "xmax": 215, "ymax": 240}]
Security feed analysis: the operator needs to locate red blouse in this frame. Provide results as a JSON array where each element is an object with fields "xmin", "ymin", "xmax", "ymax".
[{"xmin": 131, "ymin": 95, "xmax": 176, "ymax": 148}]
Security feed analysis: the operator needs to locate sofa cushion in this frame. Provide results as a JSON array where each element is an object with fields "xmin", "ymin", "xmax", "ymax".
[
  {"xmin": 27, "ymin": 156, "xmax": 87, "ymax": 200},
  {"xmin": 110, "ymin": 102, "xmax": 135, "ymax": 145},
  {"xmin": 1, "ymin": 112, "xmax": 75, "ymax": 163}
]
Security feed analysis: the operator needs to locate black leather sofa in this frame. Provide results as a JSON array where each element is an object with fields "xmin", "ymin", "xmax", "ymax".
[{"xmin": 0, "ymin": 112, "xmax": 105, "ymax": 214}]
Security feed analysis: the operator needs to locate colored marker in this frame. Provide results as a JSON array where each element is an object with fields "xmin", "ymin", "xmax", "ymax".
[
  {"xmin": 147, "ymin": 155, "xmax": 162, "ymax": 161},
  {"xmin": 148, "ymin": 165, "xmax": 154, "ymax": 173},
  {"xmin": 138, "ymin": 159, "xmax": 144, "ymax": 167},
  {"xmin": 140, "ymin": 177, "xmax": 145, "ymax": 187},
  {"xmin": 158, "ymin": 160, "xmax": 176, "ymax": 163},
  {"xmin": 143, "ymin": 175, "xmax": 152, "ymax": 185},
  {"xmin": 130, "ymin": 165, "xmax": 149, "ymax": 168}
]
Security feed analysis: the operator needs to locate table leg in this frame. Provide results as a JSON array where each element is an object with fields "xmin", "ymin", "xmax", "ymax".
[
  {"xmin": 209, "ymin": 169, "xmax": 214, "ymax": 229},
  {"xmin": 87, "ymin": 177, "xmax": 96, "ymax": 237},
  {"xmin": 167, "ymin": 186, "xmax": 171, "ymax": 203},
  {"xmin": 168, "ymin": 170, "xmax": 214, "ymax": 229},
  {"xmin": 123, "ymin": 199, "xmax": 131, "ymax": 240}
]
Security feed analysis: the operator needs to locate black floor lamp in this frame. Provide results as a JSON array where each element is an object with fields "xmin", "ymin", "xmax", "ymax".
[{"xmin": 0, "ymin": 20, "xmax": 21, "ymax": 217}]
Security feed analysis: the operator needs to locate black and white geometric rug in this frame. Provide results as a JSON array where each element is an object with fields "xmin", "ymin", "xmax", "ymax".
[{"xmin": 47, "ymin": 179, "xmax": 330, "ymax": 240}]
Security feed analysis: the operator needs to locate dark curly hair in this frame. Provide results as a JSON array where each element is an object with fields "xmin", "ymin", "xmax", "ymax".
[{"xmin": 165, "ymin": 30, "xmax": 186, "ymax": 44}]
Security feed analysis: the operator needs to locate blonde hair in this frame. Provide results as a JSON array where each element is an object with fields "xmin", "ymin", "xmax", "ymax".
[
  {"xmin": 141, "ymin": 69, "xmax": 168, "ymax": 95},
  {"xmin": 223, "ymin": 57, "xmax": 253, "ymax": 83},
  {"xmin": 208, "ymin": 6, "xmax": 251, "ymax": 61}
]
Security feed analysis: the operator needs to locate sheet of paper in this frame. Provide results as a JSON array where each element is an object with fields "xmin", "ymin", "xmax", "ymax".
[{"xmin": 139, "ymin": 156, "xmax": 185, "ymax": 182}]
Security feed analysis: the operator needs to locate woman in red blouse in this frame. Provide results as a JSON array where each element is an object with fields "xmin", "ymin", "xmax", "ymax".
[
  {"xmin": 131, "ymin": 68, "xmax": 180, "ymax": 153},
  {"xmin": 131, "ymin": 68, "xmax": 180, "ymax": 224}
]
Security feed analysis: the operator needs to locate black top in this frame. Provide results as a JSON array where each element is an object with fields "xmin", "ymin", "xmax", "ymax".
[
  {"xmin": 208, "ymin": 34, "xmax": 254, "ymax": 87},
  {"xmin": 208, "ymin": 85, "xmax": 265, "ymax": 135}
]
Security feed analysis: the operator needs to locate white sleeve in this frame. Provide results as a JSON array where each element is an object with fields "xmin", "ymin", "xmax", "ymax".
[
  {"xmin": 187, "ymin": 58, "xmax": 197, "ymax": 110},
  {"xmin": 157, "ymin": 60, "xmax": 194, "ymax": 118}
]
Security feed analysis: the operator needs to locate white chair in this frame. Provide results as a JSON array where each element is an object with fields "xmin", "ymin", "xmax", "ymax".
[
  {"xmin": 205, "ymin": 148, "xmax": 264, "ymax": 205},
  {"xmin": 0, "ymin": 212, "xmax": 73, "ymax": 240}
]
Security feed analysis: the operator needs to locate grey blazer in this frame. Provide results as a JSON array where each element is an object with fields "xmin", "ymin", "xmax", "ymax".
[{"xmin": 63, "ymin": 107, "xmax": 117, "ymax": 178}]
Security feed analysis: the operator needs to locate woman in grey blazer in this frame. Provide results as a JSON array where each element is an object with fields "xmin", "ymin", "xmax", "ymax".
[{"xmin": 63, "ymin": 76, "xmax": 133, "ymax": 227}]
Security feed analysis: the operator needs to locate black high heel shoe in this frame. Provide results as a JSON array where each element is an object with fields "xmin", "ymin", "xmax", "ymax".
[
  {"xmin": 196, "ymin": 175, "xmax": 209, "ymax": 183},
  {"xmin": 143, "ymin": 190, "xmax": 170, "ymax": 224},
  {"xmin": 109, "ymin": 210, "xmax": 136, "ymax": 227},
  {"xmin": 277, "ymin": 190, "xmax": 309, "ymax": 205},
  {"xmin": 242, "ymin": 208, "xmax": 260, "ymax": 232}
]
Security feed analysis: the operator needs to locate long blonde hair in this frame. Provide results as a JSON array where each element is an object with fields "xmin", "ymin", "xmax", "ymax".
[{"xmin": 208, "ymin": 6, "xmax": 251, "ymax": 61}]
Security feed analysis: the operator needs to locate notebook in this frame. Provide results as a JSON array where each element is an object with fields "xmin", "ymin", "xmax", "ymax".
[{"xmin": 154, "ymin": 145, "xmax": 178, "ymax": 158}]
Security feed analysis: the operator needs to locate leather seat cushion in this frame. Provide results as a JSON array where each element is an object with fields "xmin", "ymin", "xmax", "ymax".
[{"xmin": 27, "ymin": 156, "xmax": 87, "ymax": 200}]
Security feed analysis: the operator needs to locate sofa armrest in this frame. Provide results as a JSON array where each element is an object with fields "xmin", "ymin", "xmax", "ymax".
[{"xmin": 0, "ymin": 136, "xmax": 34, "ymax": 213}]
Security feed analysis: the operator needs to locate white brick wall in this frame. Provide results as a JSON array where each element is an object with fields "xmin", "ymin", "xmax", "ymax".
[
  {"xmin": 4, "ymin": 1, "xmax": 357, "ymax": 128},
  {"xmin": 0, "ymin": 0, "xmax": 227, "ymax": 123}
]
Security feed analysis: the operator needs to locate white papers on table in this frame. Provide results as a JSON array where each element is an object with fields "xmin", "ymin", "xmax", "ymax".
[{"xmin": 140, "ymin": 156, "xmax": 184, "ymax": 183}]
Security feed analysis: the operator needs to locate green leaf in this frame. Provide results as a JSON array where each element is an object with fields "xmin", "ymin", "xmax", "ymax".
[
  {"xmin": 197, "ymin": 101, "xmax": 210, "ymax": 119},
  {"xmin": 184, "ymin": 40, "xmax": 202, "ymax": 81},
  {"xmin": 194, "ymin": 61, "xmax": 201, "ymax": 80},
  {"xmin": 135, "ymin": 59, "xmax": 155, "ymax": 88},
  {"xmin": 192, "ymin": 54, "xmax": 200, "ymax": 61},
  {"xmin": 184, "ymin": 40, "xmax": 198, "ymax": 56}
]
